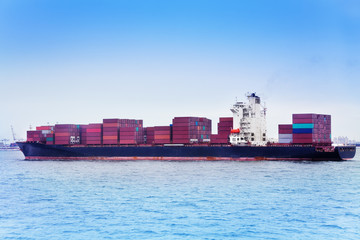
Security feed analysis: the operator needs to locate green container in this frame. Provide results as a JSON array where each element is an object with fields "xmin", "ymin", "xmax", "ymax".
[
  {"xmin": 203, "ymin": 126, "xmax": 205, "ymax": 130},
  {"xmin": 292, "ymin": 123, "xmax": 314, "ymax": 129},
  {"xmin": 46, "ymin": 137, "xmax": 54, "ymax": 141},
  {"xmin": 136, "ymin": 127, "xmax": 139, "ymax": 132}
]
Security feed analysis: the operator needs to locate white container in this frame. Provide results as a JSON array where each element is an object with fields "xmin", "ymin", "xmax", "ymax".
[
  {"xmin": 279, "ymin": 139, "xmax": 292, "ymax": 144},
  {"xmin": 279, "ymin": 134, "xmax": 293, "ymax": 139}
]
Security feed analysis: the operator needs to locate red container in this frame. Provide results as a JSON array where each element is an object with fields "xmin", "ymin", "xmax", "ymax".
[
  {"xmin": 55, "ymin": 132, "xmax": 72, "ymax": 136},
  {"xmin": 120, "ymin": 132, "xmax": 136, "ymax": 136},
  {"xmin": 119, "ymin": 140, "xmax": 136, "ymax": 144},
  {"xmin": 154, "ymin": 135, "xmax": 170, "ymax": 140},
  {"xmin": 292, "ymin": 114, "xmax": 316, "ymax": 119},
  {"xmin": 153, "ymin": 140, "xmax": 171, "ymax": 144},
  {"xmin": 103, "ymin": 140, "xmax": 118, "ymax": 144},
  {"xmin": 36, "ymin": 126, "xmax": 53, "ymax": 131},
  {"xmin": 55, "ymin": 124, "xmax": 75, "ymax": 128},
  {"xmin": 217, "ymin": 132, "xmax": 230, "ymax": 137},
  {"xmin": 85, "ymin": 141, "xmax": 102, "ymax": 145},
  {"xmin": 173, "ymin": 117, "xmax": 193, "ymax": 123},
  {"xmin": 119, "ymin": 136, "xmax": 136, "ymax": 140},
  {"xmin": 173, "ymin": 135, "xmax": 190, "ymax": 139},
  {"xmin": 86, "ymin": 132, "xmax": 102, "ymax": 137},
  {"xmin": 55, "ymin": 136, "xmax": 70, "ymax": 141},
  {"xmin": 88, "ymin": 123, "xmax": 102, "ymax": 128},
  {"xmin": 219, "ymin": 117, "xmax": 233, "ymax": 122},
  {"xmin": 86, "ymin": 136, "xmax": 102, "ymax": 141},
  {"xmin": 172, "ymin": 139, "xmax": 190, "ymax": 144},
  {"xmin": 102, "ymin": 132, "xmax": 117, "ymax": 136},
  {"xmin": 103, "ymin": 127, "xmax": 118, "ymax": 132},
  {"xmin": 120, "ymin": 127, "xmax": 137, "ymax": 132},
  {"xmin": 172, "ymin": 122, "xmax": 192, "ymax": 127},
  {"xmin": 103, "ymin": 123, "xmax": 119, "ymax": 128},
  {"xmin": 55, "ymin": 141, "xmax": 70, "ymax": 145},
  {"xmin": 103, "ymin": 136, "xmax": 118, "ymax": 140},
  {"xmin": 154, "ymin": 126, "xmax": 171, "ymax": 131},
  {"xmin": 278, "ymin": 124, "xmax": 292, "ymax": 130},
  {"xmin": 218, "ymin": 126, "xmax": 231, "ymax": 131},
  {"xmin": 155, "ymin": 130, "xmax": 171, "ymax": 135},
  {"xmin": 103, "ymin": 119, "xmax": 120, "ymax": 123},
  {"xmin": 86, "ymin": 128, "xmax": 101, "ymax": 133},
  {"xmin": 292, "ymin": 118, "xmax": 314, "ymax": 124},
  {"xmin": 279, "ymin": 129, "xmax": 293, "ymax": 134},
  {"xmin": 293, "ymin": 133, "xmax": 313, "ymax": 139},
  {"xmin": 173, "ymin": 130, "xmax": 190, "ymax": 134},
  {"xmin": 292, "ymin": 139, "xmax": 313, "ymax": 144}
]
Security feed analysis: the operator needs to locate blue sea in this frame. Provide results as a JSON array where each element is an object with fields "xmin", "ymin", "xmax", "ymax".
[{"xmin": 1, "ymin": 149, "xmax": 360, "ymax": 239}]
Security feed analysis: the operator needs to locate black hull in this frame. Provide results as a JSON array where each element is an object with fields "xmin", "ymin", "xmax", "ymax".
[{"xmin": 17, "ymin": 142, "xmax": 356, "ymax": 161}]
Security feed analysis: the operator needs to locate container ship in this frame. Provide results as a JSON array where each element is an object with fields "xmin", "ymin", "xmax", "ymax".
[{"xmin": 18, "ymin": 94, "xmax": 356, "ymax": 161}]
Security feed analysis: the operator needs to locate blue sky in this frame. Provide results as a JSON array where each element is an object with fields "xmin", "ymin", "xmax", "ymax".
[{"xmin": 1, "ymin": 0, "xmax": 359, "ymax": 141}]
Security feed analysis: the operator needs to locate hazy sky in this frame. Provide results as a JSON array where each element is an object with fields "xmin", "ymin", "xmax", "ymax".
[{"xmin": 1, "ymin": 0, "xmax": 359, "ymax": 141}]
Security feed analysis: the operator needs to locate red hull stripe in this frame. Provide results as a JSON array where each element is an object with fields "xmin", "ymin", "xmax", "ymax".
[{"xmin": 25, "ymin": 156, "xmax": 316, "ymax": 161}]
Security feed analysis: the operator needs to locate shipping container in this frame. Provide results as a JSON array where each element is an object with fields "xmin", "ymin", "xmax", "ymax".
[
  {"xmin": 293, "ymin": 123, "xmax": 314, "ymax": 129},
  {"xmin": 293, "ymin": 128, "xmax": 313, "ymax": 134},
  {"xmin": 279, "ymin": 134, "xmax": 293, "ymax": 139},
  {"xmin": 279, "ymin": 139, "xmax": 292, "ymax": 144}
]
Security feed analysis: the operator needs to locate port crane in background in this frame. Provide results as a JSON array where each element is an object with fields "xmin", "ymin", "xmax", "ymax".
[
  {"xmin": 11, "ymin": 125, "xmax": 17, "ymax": 142},
  {"xmin": 10, "ymin": 125, "xmax": 24, "ymax": 143},
  {"xmin": 1, "ymin": 139, "xmax": 10, "ymax": 146}
]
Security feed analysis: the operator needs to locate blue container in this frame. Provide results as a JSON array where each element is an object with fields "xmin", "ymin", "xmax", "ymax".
[
  {"xmin": 293, "ymin": 128, "xmax": 313, "ymax": 134},
  {"xmin": 292, "ymin": 123, "xmax": 314, "ymax": 129}
]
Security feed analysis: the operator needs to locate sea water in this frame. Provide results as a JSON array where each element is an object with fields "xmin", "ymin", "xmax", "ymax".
[{"xmin": 1, "ymin": 149, "xmax": 360, "ymax": 239}]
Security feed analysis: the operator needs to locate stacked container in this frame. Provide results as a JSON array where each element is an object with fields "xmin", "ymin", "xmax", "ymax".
[
  {"xmin": 103, "ymin": 119, "xmax": 144, "ymax": 145},
  {"xmin": 79, "ymin": 125, "xmax": 88, "ymax": 145},
  {"xmin": 27, "ymin": 130, "xmax": 44, "ymax": 142},
  {"xmin": 292, "ymin": 114, "xmax": 331, "ymax": 145},
  {"xmin": 211, "ymin": 117, "xmax": 233, "ymax": 144},
  {"xmin": 103, "ymin": 119, "xmax": 121, "ymax": 144},
  {"xmin": 119, "ymin": 126, "xmax": 144, "ymax": 144},
  {"xmin": 146, "ymin": 127, "xmax": 155, "ymax": 144},
  {"xmin": 27, "ymin": 126, "xmax": 54, "ymax": 144},
  {"xmin": 85, "ymin": 123, "xmax": 102, "ymax": 145},
  {"xmin": 172, "ymin": 117, "xmax": 211, "ymax": 144},
  {"xmin": 153, "ymin": 126, "xmax": 171, "ymax": 144},
  {"xmin": 278, "ymin": 124, "xmax": 293, "ymax": 144},
  {"xmin": 54, "ymin": 124, "xmax": 80, "ymax": 145},
  {"xmin": 38, "ymin": 126, "xmax": 54, "ymax": 144}
]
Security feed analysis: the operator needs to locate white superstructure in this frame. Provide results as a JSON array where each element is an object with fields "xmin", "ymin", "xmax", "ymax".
[{"xmin": 229, "ymin": 93, "xmax": 267, "ymax": 146}]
